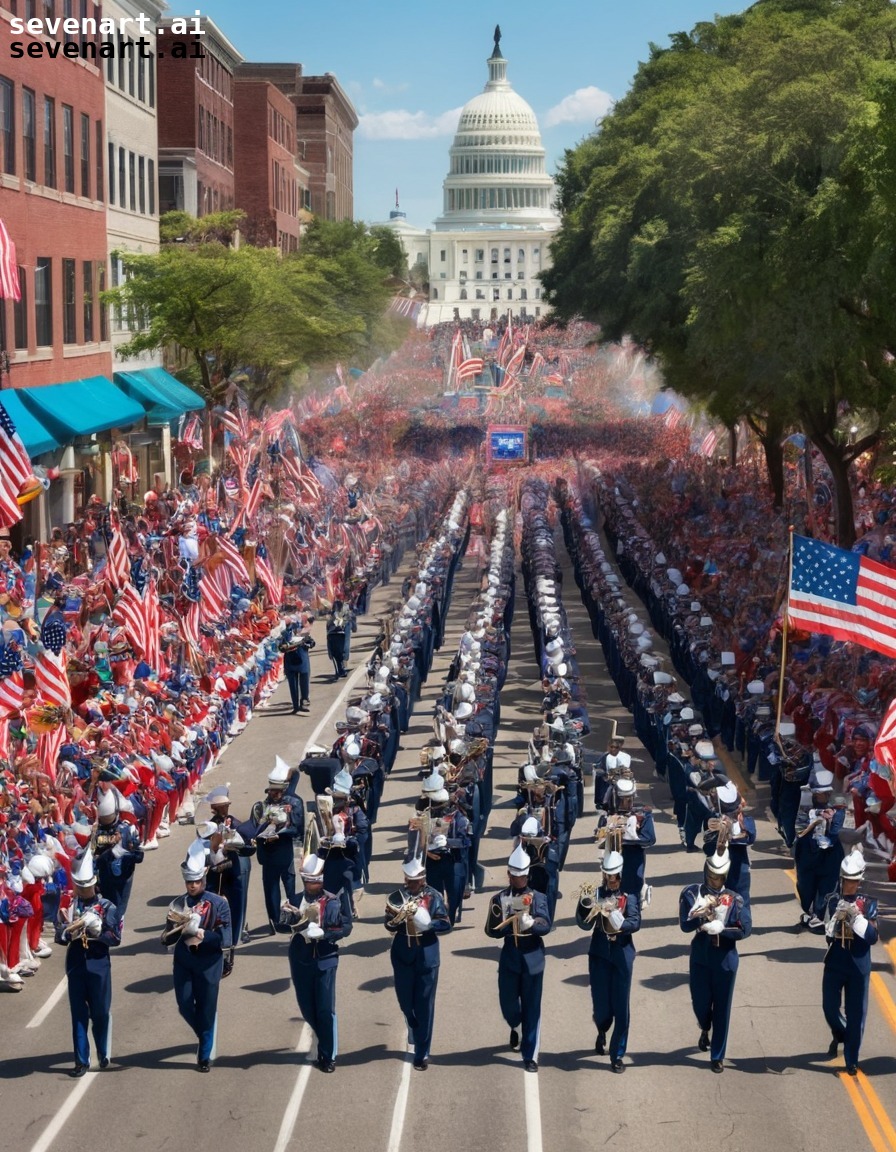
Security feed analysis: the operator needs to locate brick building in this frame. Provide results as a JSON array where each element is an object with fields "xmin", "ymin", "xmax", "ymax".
[
  {"xmin": 0, "ymin": 1, "xmax": 111, "ymax": 391},
  {"xmin": 156, "ymin": 16, "xmax": 243, "ymax": 217},
  {"xmin": 238, "ymin": 64, "xmax": 356, "ymax": 222},
  {"xmin": 233, "ymin": 74, "xmax": 309, "ymax": 253}
]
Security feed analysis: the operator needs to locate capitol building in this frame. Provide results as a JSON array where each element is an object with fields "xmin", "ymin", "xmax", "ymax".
[{"xmin": 385, "ymin": 30, "xmax": 561, "ymax": 327}]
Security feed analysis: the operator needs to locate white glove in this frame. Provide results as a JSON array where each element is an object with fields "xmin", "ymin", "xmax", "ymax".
[
  {"xmin": 431, "ymin": 834, "xmax": 448, "ymax": 850},
  {"xmin": 852, "ymin": 915, "xmax": 869, "ymax": 939},
  {"xmin": 701, "ymin": 919, "xmax": 724, "ymax": 936},
  {"xmin": 183, "ymin": 913, "xmax": 202, "ymax": 938},
  {"xmin": 82, "ymin": 911, "xmax": 103, "ymax": 937},
  {"xmin": 331, "ymin": 831, "xmax": 346, "ymax": 846},
  {"xmin": 608, "ymin": 909, "xmax": 625, "ymax": 931},
  {"xmin": 412, "ymin": 906, "xmax": 432, "ymax": 931},
  {"xmin": 303, "ymin": 922, "xmax": 325, "ymax": 941},
  {"xmin": 623, "ymin": 816, "xmax": 639, "ymax": 841},
  {"xmin": 730, "ymin": 821, "xmax": 742, "ymax": 838},
  {"xmin": 272, "ymin": 810, "xmax": 288, "ymax": 826},
  {"xmin": 519, "ymin": 913, "xmax": 535, "ymax": 932},
  {"xmin": 111, "ymin": 843, "xmax": 128, "ymax": 859}
]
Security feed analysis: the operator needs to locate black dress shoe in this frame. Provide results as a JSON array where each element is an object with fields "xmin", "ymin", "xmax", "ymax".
[
  {"xmin": 413, "ymin": 1059, "xmax": 428, "ymax": 1071},
  {"xmin": 290, "ymin": 709, "xmax": 299, "ymax": 715},
  {"xmin": 524, "ymin": 1060, "xmax": 538, "ymax": 1073},
  {"xmin": 197, "ymin": 1059, "xmax": 211, "ymax": 1073},
  {"xmin": 317, "ymin": 1057, "xmax": 336, "ymax": 1073},
  {"xmin": 711, "ymin": 1060, "xmax": 724, "ymax": 1073},
  {"xmin": 299, "ymin": 702, "xmax": 310, "ymax": 713},
  {"xmin": 698, "ymin": 1030, "xmax": 710, "ymax": 1052},
  {"xmin": 595, "ymin": 1031, "xmax": 607, "ymax": 1056},
  {"xmin": 99, "ymin": 1057, "xmax": 110, "ymax": 1070},
  {"xmin": 827, "ymin": 1038, "xmax": 841, "ymax": 1058},
  {"xmin": 69, "ymin": 1064, "xmax": 89, "ymax": 1078},
  {"xmin": 846, "ymin": 1064, "xmax": 859, "ymax": 1077},
  {"xmin": 510, "ymin": 1028, "xmax": 520, "ymax": 1051},
  {"xmin": 611, "ymin": 1059, "xmax": 625, "ymax": 1074}
]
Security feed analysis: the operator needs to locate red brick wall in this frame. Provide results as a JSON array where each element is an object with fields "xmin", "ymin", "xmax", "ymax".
[
  {"xmin": 0, "ymin": 9, "xmax": 111, "ymax": 390},
  {"xmin": 233, "ymin": 78, "xmax": 299, "ymax": 249}
]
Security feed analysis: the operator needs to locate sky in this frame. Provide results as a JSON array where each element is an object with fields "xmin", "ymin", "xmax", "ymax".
[{"xmin": 198, "ymin": 0, "xmax": 750, "ymax": 227}]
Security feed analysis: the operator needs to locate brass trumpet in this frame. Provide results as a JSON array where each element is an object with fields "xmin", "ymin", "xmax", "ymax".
[
  {"xmin": 687, "ymin": 891, "xmax": 722, "ymax": 922},
  {"xmin": 594, "ymin": 814, "xmax": 626, "ymax": 854},
  {"xmin": 385, "ymin": 898, "xmax": 421, "ymax": 934}
]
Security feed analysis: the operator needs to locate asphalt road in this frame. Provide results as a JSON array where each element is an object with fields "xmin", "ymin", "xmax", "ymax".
[{"xmin": 5, "ymin": 523, "xmax": 896, "ymax": 1152}]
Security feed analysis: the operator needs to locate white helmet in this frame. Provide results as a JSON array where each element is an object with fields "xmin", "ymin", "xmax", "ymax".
[
  {"xmin": 602, "ymin": 850, "xmax": 624, "ymax": 876},
  {"xmin": 705, "ymin": 850, "xmax": 730, "ymax": 877},
  {"xmin": 840, "ymin": 849, "xmax": 865, "ymax": 880}
]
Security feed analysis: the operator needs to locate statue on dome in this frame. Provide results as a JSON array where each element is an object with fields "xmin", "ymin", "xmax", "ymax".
[{"xmin": 492, "ymin": 24, "xmax": 501, "ymax": 55}]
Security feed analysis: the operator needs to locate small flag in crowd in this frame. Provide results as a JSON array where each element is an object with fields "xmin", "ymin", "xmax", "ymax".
[
  {"xmin": 40, "ymin": 610, "xmax": 67, "ymax": 655},
  {"xmin": 874, "ymin": 696, "xmax": 896, "ymax": 772},
  {"xmin": 0, "ymin": 398, "xmax": 34, "ymax": 528},
  {"xmin": 0, "ymin": 218, "xmax": 21, "ymax": 302},
  {"xmin": 456, "ymin": 358, "xmax": 484, "ymax": 383},
  {"xmin": 33, "ymin": 647, "xmax": 71, "ymax": 709},
  {"xmin": 788, "ymin": 534, "xmax": 896, "ymax": 660},
  {"xmin": 0, "ymin": 643, "xmax": 24, "ymax": 718}
]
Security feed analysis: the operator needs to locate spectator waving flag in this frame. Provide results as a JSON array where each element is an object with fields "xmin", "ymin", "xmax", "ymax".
[
  {"xmin": 0, "ymin": 398, "xmax": 35, "ymax": 528},
  {"xmin": 788, "ymin": 534, "xmax": 896, "ymax": 659}
]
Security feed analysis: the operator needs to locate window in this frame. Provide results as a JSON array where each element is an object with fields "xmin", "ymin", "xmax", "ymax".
[
  {"xmin": 534, "ymin": 288, "xmax": 541, "ymax": 299},
  {"xmin": 475, "ymin": 249, "xmax": 484, "ymax": 262},
  {"xmin": 83, "ymin": 261, "xmax": 93, "ymax": 342},
  {"xmin": 138, "ymin": 53, "xmax": 146, "ymax": 103},
  {"xmin": 461, "ymin": 249, "xmax": 468, "ymax": 263},
  {"xmin": 128, "ymin": 41, "xmax": 135, "ymax": 97},
  {"xmin": 117, "ymin": 34, "xmax": 125, "ymax": 90},
  {"xmin": 118, "ymin": 146, "xmax": 125, "ymax": 206},
  {"xmin": 492, "ymin": 288, "xmax": 500, "ymax": 301},
  {"xmin": 504, "ymin": 272, "xmax": 511, "ymax": 280},
  {"xmin": 440, "ymin": 250, "xmax": 446, "ymax": 262},
  {"xmin": 471, "ymin": 308, "xmax": 480, "ymax": 321},
  {"xmin": 80, "ymin": 113, "xmax": 89, "ymax": 196},
  {"xmin": 475, "ymin": 271, "xmax": 483, "ymax": 281},
  {"xmin": 503, "ymin": 248, "xmax": 511, "ymax": 263},
  {"xmin": 138, "ymin": 155, "xmax": 145, "ymax": 213},
  {"xmin": 520, "ymin": 289, "xmax": 528, "ymax": 301},
  {"xmin": 517, "ymin": 271, "xmax": 524, "ymax": 280},
  {"xmin": 460, "ymin": 289, "xmax": 467, "ymax": 300},
  {"xmin": 13, "ymin": 267, "xmax": 27, "ymax": 349},
  {"xmin": 459, "ymin": 271, "xmax": 467, "ymax": 281},
  {"xmin": 475, "ymin": 290, "xmax": 484, "ymax": 300},
  {"xmin": 226, "ymin": 125, "xmax": 232, "ymax": 169},
  {"xmin": 518, "ymin": 248, "xmax": 525, "ymax": 262},
  {"xmin": 62, "ymin": 105, "xmax": 74, "ymax": 192},
  {"xmin": 23, "ymin": 89, "xmax": 36, "ymax": 181},
  {"xmin": 95, "ymin": 120, "xmax": 103, "ymax": 203},
  {"xmin": 43, "ymin": 97, "xmax": 56, "ymax": 187},
  {"xmin": 198, "ymin": 106, "xmax": 204, "ymax": 152},
  {"xmin": 42, "ymin": 0, "xmax": 54, "ymax": 23},
  {"xmin": 148, "ymin": 53, "xmax": 155, "ymax": 108},
  {"xmin": 491, "ymin": 272, "xmax": 498, "ymax": 281},
  {"xmin": 107, "ymin": 141, "xmax": 115, "ymax": 203},
  {"xmin": 62, "ymin": 258, "xmax": 76, "ymax": 343},
  {"xmin": 490, "ymin": 248, "xmax": 498, "ymax": 264},
  {"xmin": 35, "ymin": 257, "xmax": 52, "ymax": 345},
  {"xmin": 0, "ymin": 78, "xmax": 13, "ymax": 175},
  {"xmin": 431, "ymin": 288, "xmax": 438, "ymax": 300},
  {"xmin": 148, "ymin": 158, "xmax": 155, "ymax": 214},
  {"xmin": 506, "ymin": 289, "xmax": 513, "ymax": 300},
  {"xmin": 97, "ymin": 264, "xmax": 107, "ymax": 340},
  {"xmin": 128, "ymin": 151, "xmax": 136, "ymax": 210}
]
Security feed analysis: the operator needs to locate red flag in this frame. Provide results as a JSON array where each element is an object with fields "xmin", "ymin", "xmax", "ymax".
[
  {"xmin": 0, "ymin": 398, "xmax": 35, "ymax": 528},
  {"xmin": 33, "ymin": 648, "xmax": 71, "ymax": 708},
  {"xmin": 112, "ymin": 584, "xmax": 148, "ymax": 656},
  {"xmin": 0, "ymin": 218, "xmax": 21, "ymax": 301}
]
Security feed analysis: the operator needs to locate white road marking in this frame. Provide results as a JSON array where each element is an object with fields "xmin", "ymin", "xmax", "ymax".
[
  {"xmin": 26, "ymin": 976, "xmax": 67, "ymax": 1029},
  {"xmin": 524, "ymin": 1069, "xmax": 544, "ymax": 1152},
  {"xmin": 27, "ymin": 1067, "xmax": 95, "ymax": 1152},
  {"xmin": 386, "ymin": 1048, "xmax": 413, "ymax": 1152},
  {"xmin": 272, "ymin": 1023, "xmax": 313, "ymax": 1152},
  {"xmin": 303, "ymin": 662, "xmax": 369, "ymax": 756}
]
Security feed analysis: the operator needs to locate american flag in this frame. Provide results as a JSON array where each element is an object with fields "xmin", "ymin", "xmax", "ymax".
[
  {"xmin": 663, "ymin": 407, "xmax": 682, "ymax": 429},
  {"xmin": 529, "ymin": 352, "xmax": 546, "ymax": 378},
  {"xmin": 38, "ymin": 723, "xmax": 64, "ymax": 783},
  {"xmin": 178, "ymin": 413, "xmax": 204, "ymax": 450},
  {"xmin": 697, "ymin": 429, "xmax": 719, "ymax": 457},
  {"xmin": 0, "ymin": 218, "xmax": 21, "ymax": 302},
  {"xmin": 33, "ymin": 647, "xmax": 71, "ymax": 708},
  {"xmin": 875, "ymin": 696, "xmax": 896, "ymax": 772},
  {"xmin": 199, "ymin": 563, "xmax": 230, "ymax": 622},
  {"xmin": 0, "ymin": 398, "xmax": 34, "ymax": 528},
  {"xmin": 112, "ymin": 584, "xmax": 147, "ymax": 656},
  {"xmin": 0, "ymin": 643, "xmax": 24, "ymax": 717},
  {"xmin": 496, "ymin": 326, "xmax": 511, "ymax": 367},
  {"xmin": 181, "ymin": 597, "xmax": 201, "ymax": 650},
  {"xmin": 788, "ymin": 534, "xmax": 896, "ymax": 660},
  {"xmin": 255, "ymin": 552, "xmax": 283, "ymax": 605},
  {"xmin": 503, "ymin": 344, "xmax": 526, "ymax": 380},
  {"xmin": 214, "ymin": 534, "xmax": 251, "ymax": 586},
  {"xmin": 142, "ymin": 578, "xmax": 160, "ymax": 671},
  {"xmin": 216, "ymin": 408, "xmax": 244, "ymax": 438},
  {"xmin": 456, "ymin": 357, "xmax": 484, "ymax": 383},
  {"xmin": 40, "ymin": 609, "xmax": 67, "ymax": 655},
  {"xmin": 105, "ymin": 526, "xmax": 131, "ymax": 591}
]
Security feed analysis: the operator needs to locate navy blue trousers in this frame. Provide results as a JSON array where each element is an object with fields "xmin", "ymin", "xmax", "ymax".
[
  {"xmin": 173, "ymin": 957, "xmax": 222, "ymax": 1061},
  {"xmin": 290, "ymin": 950, "xmax": 338, "ymax": 1062},
  {"xmin": 823, "ymin": 965, "xmax": 869, "ymax": 1068},
  {"xmin": 589, "ymin": 954, "xmax": 633, "ymax": 1060},
  {"xmin": 689, "ymin": 952, "xmax": 738, "ymax": 1062},
  {"xmin": 260, "ymin": 843, "xmax": 297, "ymax": 929},
  {"xmin": 392, "ymin": 957, "xmax": 439, "ymax": 1063},
  {"xmin": 67, "ymin": 958, "xmax": 112, "ymax": 1066},
  {"xmin": 498, "ymin": 961, "xmax": 543, "ymax": 1063}
]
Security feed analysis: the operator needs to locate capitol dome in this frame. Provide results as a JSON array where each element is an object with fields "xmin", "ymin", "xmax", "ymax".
[{"xmin": 435, "ymin": 32, "xmax": 558, "ymax": 231}]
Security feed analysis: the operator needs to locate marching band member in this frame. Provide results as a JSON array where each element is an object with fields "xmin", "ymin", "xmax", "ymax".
[
  {"xmin": 703, "ymin": 782, "xmax": 756, "ymax": 908},
  {"xmin": 822, "ymin": 849, "xmax": 879, "ymax": 1075},
  {"xmin": 485, "ymin": 844, "xmax": 552, "ymax": 1073},
  {"xmin": 281, "ymin": 853, "xmax": 353, "ymax": 1073},
  {"xmin": 679, "ymin": 849, "xmax": 751, "ymax": 1072},
  {"xmin": 794, "ymin": 767, "xmax": 844, "ymax": 931},
  {"xmin": 55, "ymin": 849, "xmax": 121, "ymax": 1077},
  {"xmin": 93, "ymin": 787, "xmax": 144, "ymax": 925},
  {"xmin": 597, "ymin": 774, "xmax": 656, "ymax": 902},
  {"xmin": 162, "ymin": 840, "xmax": 232, "ymax": 1072},
  {"xmin": 198, "ymin": 784, "xmax": 256, "ymax": 975},
  {"xmin": 384, "ymin": 855, "xmax": 451, "ymax": 1071},
  {"xmin": 575, "ymin": 849, "xmax": 640, "ymax": 1072},
  {"xmin": 250, "ymin": 756, "xmax": 305, "ymax": 934}
]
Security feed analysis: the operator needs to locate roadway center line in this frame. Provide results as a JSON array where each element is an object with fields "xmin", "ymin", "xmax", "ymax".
[
  {"xmin": 386, "ymin": 1048, "xmax": 413, "ymax": 1152},
  {"xmin": 26, "ymin": 975, "xmax": 67, "ymax": 1030},
  {"xmin": 272, "ymin": 1023, "xmax": 313, "ymax": 1152},
  {"xmin": 27, "ymin": 1067, "xmax": 96, "ymax": 1152},
  {"xmin": 523, "ymin": 1068, "xmax": 543, "ymax": 1152},
  {"xmin": 304, "ymin": 662, "xmax": 369, "ymax": 757}
]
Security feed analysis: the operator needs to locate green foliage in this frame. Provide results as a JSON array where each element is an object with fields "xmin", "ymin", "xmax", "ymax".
[
  {"xmin": 544, "ymin": 0, "xmax": 896, "ymax": 543},
  {"xmin": 159, "ymin": 209, "xmax": 246, "ymax": 245},
  {"xmin": 103, "ymin": 217, "xmax": 403, "ymax": 407}
]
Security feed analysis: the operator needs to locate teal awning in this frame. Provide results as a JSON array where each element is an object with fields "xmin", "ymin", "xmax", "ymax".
[
  {"xmin": 114, "ymin": 368, "xmax": 205, "ymax": 426},
  {"xmin": 0, "ymin": 389, "xmax": 60, "ymax": 457},
  {"xmin": 18, "ymin": 377, "xmax": 146, "ymax": 441}
]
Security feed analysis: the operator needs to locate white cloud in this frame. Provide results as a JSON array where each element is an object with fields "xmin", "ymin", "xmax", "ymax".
[
  {"xmin": 372, "ymin": 77, "xmax": 409, "ymax": 94},
  {"xmin": 358, "ymin": 106, "xmax": 464, "ymax": 141},
  {"xmin": 544, "ymin": 86, "xmax": 613, "ymax": 128}
]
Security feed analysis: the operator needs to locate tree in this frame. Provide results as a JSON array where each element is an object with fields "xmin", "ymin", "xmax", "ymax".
[{"xmin": 543, "ymin": 0, "xmax": 896, "ymax": 544}]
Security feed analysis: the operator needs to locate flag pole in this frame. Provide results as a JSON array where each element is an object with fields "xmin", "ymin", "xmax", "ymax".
[{"xmin": 776, "ymin": 525, "xmax": 794, "ymax": 741}]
